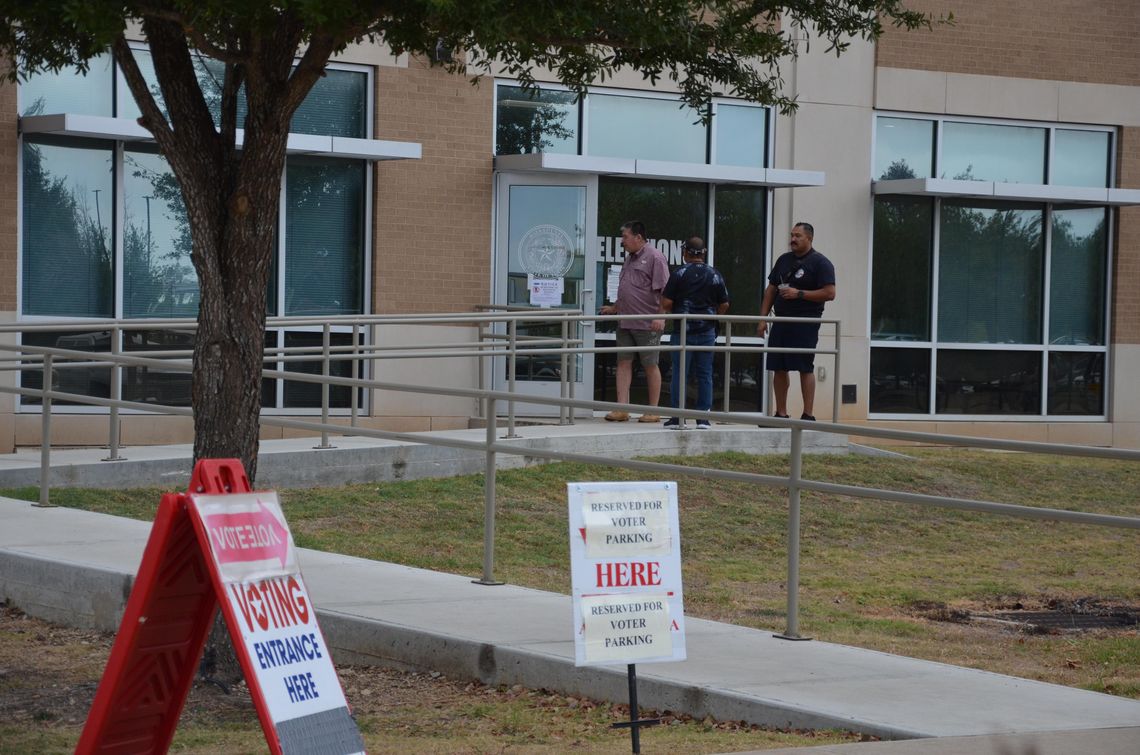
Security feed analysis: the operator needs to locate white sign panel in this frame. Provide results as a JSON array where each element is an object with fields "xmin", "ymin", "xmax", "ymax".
[
  {"xmin": 568, "ymin": 482, "xmax": 686, "ymax": 666},
  {"xmin": 527, "ymin": 274, "xmax": 564, "ymax": 307},
  {"xmin": 190, "ymin": 493, "xmax": 363, "ymax": 753}
]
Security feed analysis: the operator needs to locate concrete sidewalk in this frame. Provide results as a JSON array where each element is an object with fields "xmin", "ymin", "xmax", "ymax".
[{"xmin": 2, "ymin": 495, "xmax": 1139, "ymax": 752}]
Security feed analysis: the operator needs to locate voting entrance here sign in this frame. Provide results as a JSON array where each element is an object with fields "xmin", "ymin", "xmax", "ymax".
[
  {"xmin": 76, "ymin": 459, "xmax": 364, "ymax": 755},
  {"xmin": 188, "ymin": 492, "xmax": 363, "ymax": 753},
  {"xmin": 567, "ymin": 481, "xmax": 686, "ymax": 666}
]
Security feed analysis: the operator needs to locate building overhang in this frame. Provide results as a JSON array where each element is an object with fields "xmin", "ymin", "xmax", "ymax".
[
  {"xmin": 872, "ymin": 177, "xmax": 1140, "ymax": 207},
  {"xmin": 19, "ymin": 113, "xmax": 422, "ymax": 161},
  {"xmin": 494, "ymin": 152, "xmax": 825, "ymax": 188}
]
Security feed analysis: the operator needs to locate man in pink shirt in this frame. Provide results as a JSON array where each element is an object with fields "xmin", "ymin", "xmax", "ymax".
[{"xmin": 599, "ymin": 221, "xmax": 669, "ymax": 422}]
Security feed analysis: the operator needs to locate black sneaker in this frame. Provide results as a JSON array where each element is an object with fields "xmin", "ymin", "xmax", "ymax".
[
  {"xmin": 663, "ymin": 417, "xmax": 681, "ymax": 428},
  {"xmin": 800, "ymin": 413, "xmax": 816, "ymax": 421},
  {"xmin": 696, "ymin": 420, "xmax": 710, "ymax": 430}
]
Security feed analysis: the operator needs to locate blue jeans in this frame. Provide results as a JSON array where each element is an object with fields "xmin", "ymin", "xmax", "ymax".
[{"xmin": 670, "ymin": 329, "xmax": 716, "ymax": 412}]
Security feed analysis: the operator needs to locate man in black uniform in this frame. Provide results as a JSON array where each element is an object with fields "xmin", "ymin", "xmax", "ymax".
[
  {"xmin": 756, "ymin": 222, "xmax": 836, "ymax": 420},
  {"xmin": 661, "ymin": 236, "xmax": 730, "ymax": 428}
]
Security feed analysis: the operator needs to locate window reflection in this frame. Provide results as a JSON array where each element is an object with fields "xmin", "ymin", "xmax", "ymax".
[
  {"xmin": 1050, "ymin": 208, "xmax": 1106, "ymax": 345},
  {"xmin": 870, "ymin": 348, "xmax": 930, "ymax": 413},
  {"xmin": 936, "ymin": 350, "xmax": 1041, "ymax": 414},
  {"xmin": 22, "ymin": 138, "xmax": 114, "ymax": 317},
  {"xmin": 1048, "ymin": 352, "xmax": 1104, "ymax": 415},
  {"xmin": 1052, "ymin": 129, "xmax": 1110, "ymax": 188},
  {"xmin": 19, "ymin": 54, "xmax": 114, "ymax": 117},
  {"xmin": 715, "ymin": 105, "xmax": 767, "ymax": 168},
  {"xmin": 285, "ymin": 158, "xmax": 365, "ymax": 316},
  {"xmin": 713, "ymin": 186, "xmax": 766, "ymax": 316},
  {"xmin": 875, "ymin": 117, "xmax": 933, "ymax": 180},
  {"xmin": 124, "ymin": 150, "xmax": 198, "ymax": 318},
  {"xmin": 938, "ymin": 201, "xmax": 1043, "ymax": 344},
  {"xmin": 496, "ymin": 85, "xmax": 577, "ymax": 155},
  {"xmin": 588, "ymin": 95, "xmax": 705, "ymax": 163},
  {"xmin": 941, "ymin": 122, "xmax": 1046, "ymax": 183},
  {"xmin": 872, "ymin": 197, "xmax": 933, "ymax": 340}
]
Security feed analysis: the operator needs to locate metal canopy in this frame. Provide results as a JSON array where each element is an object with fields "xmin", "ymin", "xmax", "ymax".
[
  {"xmin": 493, "ymin": 151, "xmax": 825, "ymax": 188},
  {"xmin": 872, "ymin": 177, "xmax": 1140, "ymax": 207},
  {"xmin": 19, "ymin": 113, "xmax": 422, "ymax": 161}
]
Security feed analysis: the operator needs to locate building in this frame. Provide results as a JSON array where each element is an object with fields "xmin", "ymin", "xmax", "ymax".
[{"xmin": 1, "ymin": 0, "xmax": 1138, "ymax": 450}]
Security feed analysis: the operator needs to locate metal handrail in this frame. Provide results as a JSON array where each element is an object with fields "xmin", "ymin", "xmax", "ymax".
[{"xmin": 2, "ymin": 312, "xmax": 1136, "ymax": 641}]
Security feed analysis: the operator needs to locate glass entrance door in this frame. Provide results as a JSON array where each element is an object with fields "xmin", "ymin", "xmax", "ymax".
[{"xmin": 493, "ymin": 172, "xmax": 597, "ymax": 415}]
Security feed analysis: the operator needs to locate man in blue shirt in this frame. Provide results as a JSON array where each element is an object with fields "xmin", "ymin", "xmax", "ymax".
[
  {"xmin": 661, "ymin": 236, "xmax": 730, "ymax": 429},
  {"xmin": 756, "ymin": 223, "xmax": 836, "ymax": 421}
]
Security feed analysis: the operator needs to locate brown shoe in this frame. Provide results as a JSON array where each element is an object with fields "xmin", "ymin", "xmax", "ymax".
[
  {"xmin": 638, "ymin": 414, "xmax": 661, "ymax": 423},
  {"xmin": 605, "ymin": 411, "xmax": 630, "ymax": 422}
]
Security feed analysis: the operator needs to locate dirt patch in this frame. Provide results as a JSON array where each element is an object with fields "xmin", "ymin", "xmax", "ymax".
[{"xmin": 906, "ymin": 596, "xmax": 1140, "ymax": 635}]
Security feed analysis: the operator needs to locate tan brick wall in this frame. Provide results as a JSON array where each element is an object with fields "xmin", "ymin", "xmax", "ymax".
[
  {"xmin": 373, "ymin": 57, "xmax": 493, "ymax": 314},
  {"xmin": 1114, "ymin": 127, "xmax": 1140, "ymax": 344},
  {"xmin": 877, "ymin": 0, "xmax": 1140, "ymax": 87},
  {"xmin": 0, "ymin": 73, "xmax": 16, "ymax": 312}
]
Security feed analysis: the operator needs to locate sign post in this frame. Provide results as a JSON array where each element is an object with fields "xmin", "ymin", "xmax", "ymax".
[
  {"xmin": 77, "ymin": 459, "xmax": 365, "ymax": 755},
  {"xmin": 567, "ymin": 481, "xmax": 685, "ymax": 754}
]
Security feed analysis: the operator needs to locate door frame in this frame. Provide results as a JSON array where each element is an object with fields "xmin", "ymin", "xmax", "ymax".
[{"xmin": 491, "ymin": 170, "xmax": 599, "ymax": 416}]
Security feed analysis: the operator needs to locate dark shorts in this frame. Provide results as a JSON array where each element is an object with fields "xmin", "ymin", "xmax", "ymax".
[
  {"xmin": 616, "ymin": 327, "xmax": 661, "ymax": 366},
  {"xmin": 765, "ymin": 320, "xmax": 821, "ymax": 373}
]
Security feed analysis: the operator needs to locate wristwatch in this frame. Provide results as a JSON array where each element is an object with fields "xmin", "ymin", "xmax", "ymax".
[{"xmin": 797, "ymin": 289, "xmax": 805, "ymax": 300}]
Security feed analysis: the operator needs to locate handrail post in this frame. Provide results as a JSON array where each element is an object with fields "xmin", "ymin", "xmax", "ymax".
[
  {"xmin": 722, "ymin": 321, "xmax": 732, "ymax": 413},
  {"xmin": 776, "ymin": 427, "xmax": 809, "ymax": 640},
  {"xmin": 560, "ymin": 317, "xmax": 570, "ymax": 425},
  {"xmin": 474, "ymin": 397, "xmax": 504, "ymax": 585},
  {"xmin": 476, "ymin": 319, "xmax": 486, "ymax": 419},
  {"xmin": 103, "ymin": 326, "xmax": 124, "ymax": 461},
  {"xmin": 567, "ymin": 312, "xmax": 577, "ymax": 426},
  {"xmin": 831, "ymin": 319, "xmax": 841, "ymax": 424},
  {"xmin": 677, "ymin": 322, "xmax": 688, "ymax": 426},
  {"xmin": 349, "ymin": 323, "xmax": 360, "ymax": 432},
  {"xmin": 36, "ymin": 354, "xmax": 54, "ymax": 508},
  {"xmin": 504, "ymin": 318, "xmax": 519, "ymax": 438},
  {"xmin": 314, "ymin": 323, "xmax": 335, "ymax": 449}
]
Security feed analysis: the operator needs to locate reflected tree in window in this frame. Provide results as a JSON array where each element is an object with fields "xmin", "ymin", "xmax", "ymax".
[
  {"xmin": 22, "ymin": 142, "xmax": 112, "ymax": 317},
  {"xmin": 871, "ymin": 196, "xmax": 932, "ymax": 340},
  {"xmin": 1050, "ymin": 209, "xmax": 1106, "ymax": 345},
  {"xmin": 938, "ymin": 201, "xmax": 1043, "ymax": 344},
  {"xmin": 124, "ymin": 155, "xmax": 197, "ymax": 318},
  {"xmin": 496, "ymin": 87, "xmax": 575, "ymax": 154}
]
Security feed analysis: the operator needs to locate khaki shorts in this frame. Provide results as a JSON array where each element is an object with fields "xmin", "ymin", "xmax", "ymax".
[{"xmin": 616, "ymin": 328, "xmax": 661, "ymax": 366}]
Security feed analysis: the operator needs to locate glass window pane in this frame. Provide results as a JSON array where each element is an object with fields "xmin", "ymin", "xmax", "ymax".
[
  {"xmin": 587, "ymin": 95, "xmax": 705, "ymax": 163},
  {"xmin": 715, "ymin": 104, "xmax": 766, "ymax": 168},
  {"xmin": 874, "ymin": 117, "xmax": 933, "ymax": 180},
  {"xmin": 870, "ymin": 347, "xmax": 930, "ymax": 413},
  {"xmin": 291, "ymin": 69, "xmax": 367, "ymax": 138},
  {"xmin": 938, "ymin": 201, "xmax": 1043, "ymax": 344},
  {"xmin": 285, "ymin": 158, "xmax": 365, "ymax": 316},
  {"xmin": 1048, "ymin": 352, "xmax": 1104, "ymax": 415},
  {"xmin": 496, "ymin": 85, "xmax": 578, "ymax": 155},
  {"xmin": 20, "ymin": 330, "xmax": 113, "ymax": 407},
  {"xmin": 595, "ymin": 177, "xmax": 708, "ymax": 404},
  {"xmin": 713, "ymin": 186, "xmax": 766, "ymax": 316},
  {"xmin": 22, "ymin": 138, "xmax": 114, "ymax": 317},
  {"xmin": 122, "ymin": 328, "xmax": 194, "ymax": 407},
  {"xmin": 872, "ymin": 197, "xmax": 933, "ymax": 340},
  {"xmin": 119, "ymin": 49, "xmax": 249, "ymax": 128},
  {"xmin": 936, "ymin": 350, "xmax": 1042, "ymax": 415},
  {"xmin": 941, "ymin": 122, "xmax": 1046, "ymax": 183},
  {"xmin": 1052, "ymin": 129, "xmax": 1110, "ymax": 188},
  {"xmin": 282, "ymin": 331, "xmax": 357, "ymax": 408},
  {"xmin": 20, "ymin": 53, "xmax": 114, "ymax": 117},
  {"xmin": 1050, "ymin": 208, "xmax": 1106, "ymax": 345},
  {"xmin": 123, "ymin": 150, "xmax": 198, "ymax": 318}
]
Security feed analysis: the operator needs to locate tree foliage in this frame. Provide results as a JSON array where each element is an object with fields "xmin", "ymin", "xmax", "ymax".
[{"xmin": 0, "ymin": 1, "xmax": 941, "ymax": 479}]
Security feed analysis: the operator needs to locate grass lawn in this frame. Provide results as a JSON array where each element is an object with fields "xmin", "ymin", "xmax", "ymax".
[{"xmin": 6, "ymin": 447, "xmax": 1139, "ymax": 701}]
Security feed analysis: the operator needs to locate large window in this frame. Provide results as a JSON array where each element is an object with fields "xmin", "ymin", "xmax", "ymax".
[
  {"xmin": 870, "ymin": 116, "xmax": 1111, "ymax": 418},
  {"xmin": 495, "ymin": 83, "xmax": 769, "ymax": 168},
  {"xmin": 18, "ymin": 50, "xmax": 372, "ymax": 412}
]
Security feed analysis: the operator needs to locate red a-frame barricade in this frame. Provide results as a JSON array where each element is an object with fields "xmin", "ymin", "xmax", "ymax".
[{"xmin": 76, "ymin": 459, "xmax": 364, "ymax": 754}]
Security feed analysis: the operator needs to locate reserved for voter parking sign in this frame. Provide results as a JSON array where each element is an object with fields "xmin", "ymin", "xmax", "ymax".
[{"xmin": 567, "ymin": 481, "xmax": 686, "ymax": 667}]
